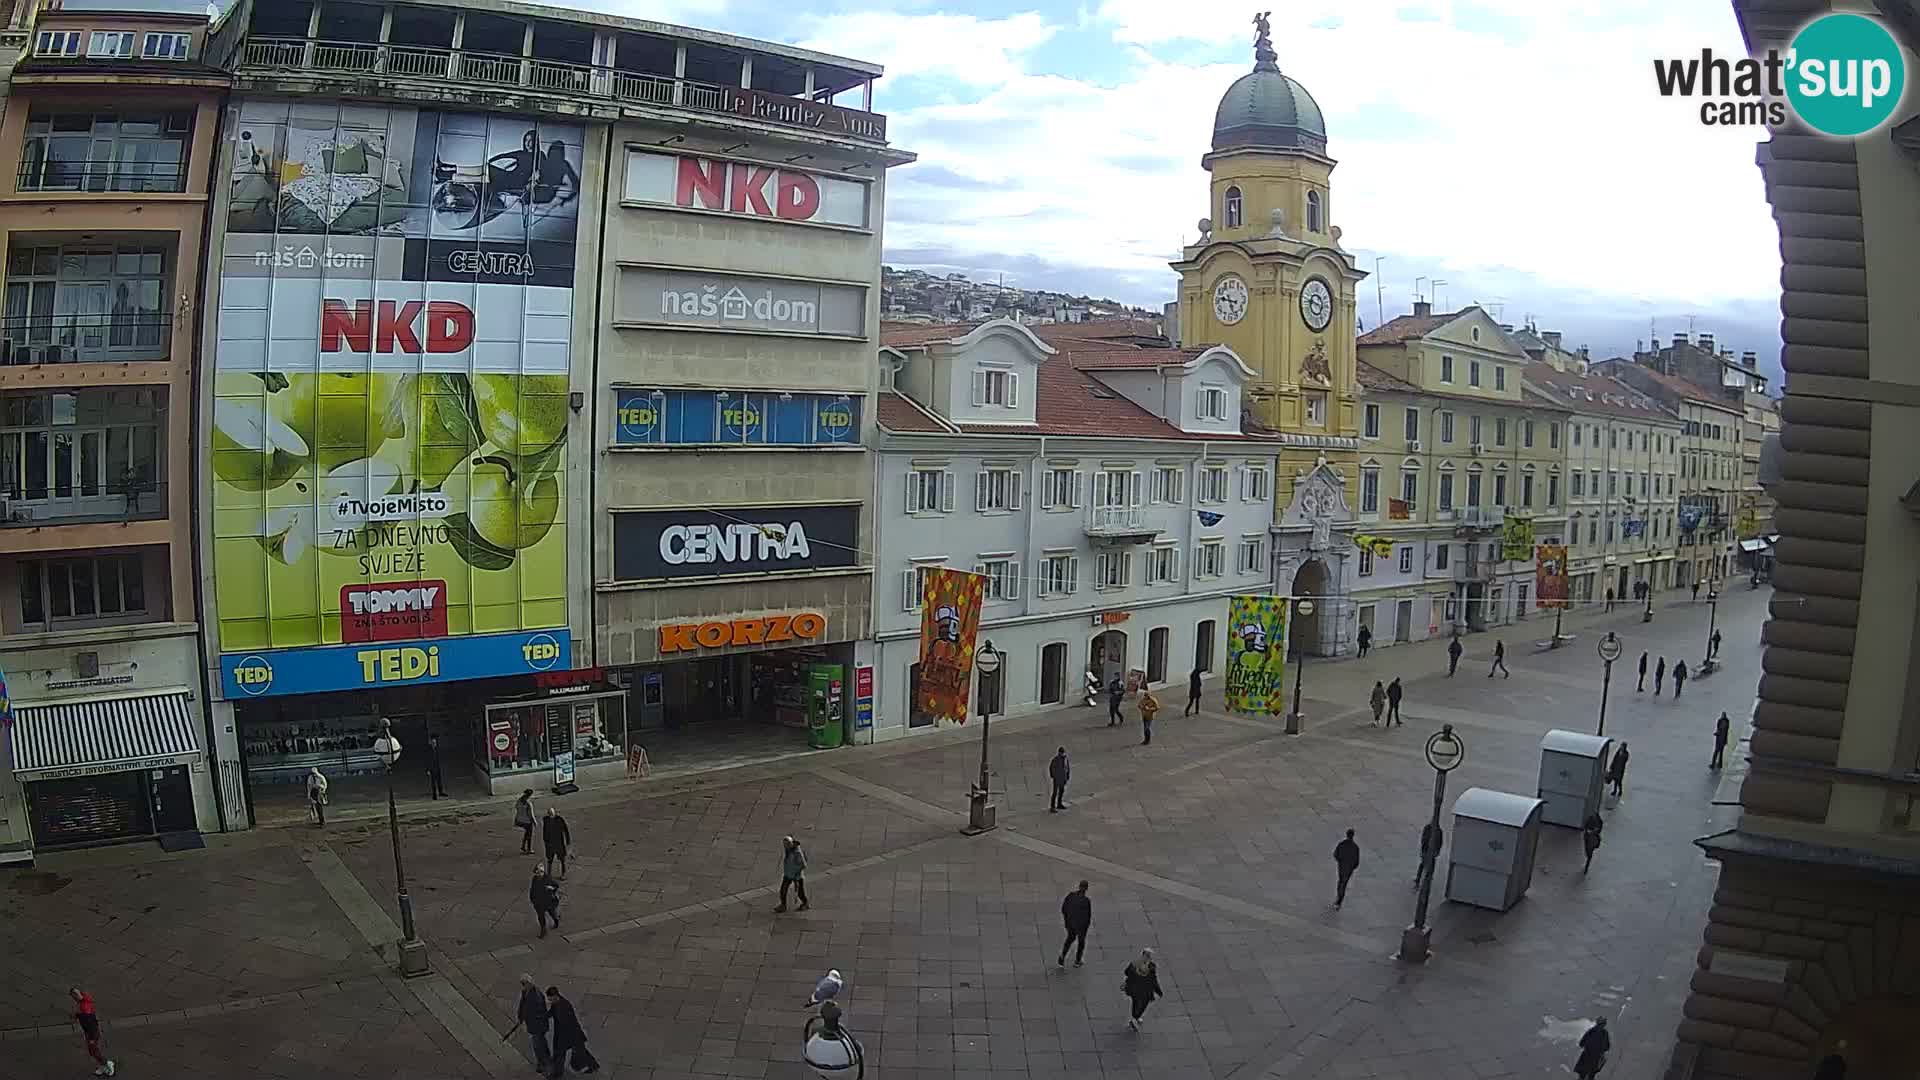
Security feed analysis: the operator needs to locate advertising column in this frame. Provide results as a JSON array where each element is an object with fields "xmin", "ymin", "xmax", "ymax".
[{"xmin": 208, "ymin": 101, "xmax": 581, "ymax": 789}]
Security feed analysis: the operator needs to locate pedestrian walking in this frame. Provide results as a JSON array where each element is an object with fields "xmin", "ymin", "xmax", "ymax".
[
  {"xmin": 1356, "ymin": 625, "xmax": 1372, "ymax": 658},
  {"xmin": 303, "ymin": 767, "xmax": 330, "ymax": 828},
  {"xmin": 1654, "ymin": 657, "xmax": 1667, "ymax": 695},
  {"xmin": 1606, "ymin": 743, "xmax": 1630, "ymax": 797},
  {"xmin": 1712, "ymin": 712, "xmax": 1731, "ymax": 769},
  {"xmin": 1691, "ymin": 581, "xmax": 1701, "ymax": 602},
  {"xmin": 427, "ymin": 732, "xmax": 448, "ymax": 799},
  {"xmin": 1138, "ymin": 688, "xmax": 1160, "ymax": 746},
  {"xmin": 1121, "ymin": 949, "xmax": 1163, "ymax": 1031},
  {"xmin": 1446, "ymin": 636, "xmax": 1462, "ymax": 676},
  {"xmin": 1710, "ymin": 629, "xmax": 1722, "ymax": 659},
  {"xmin": 1573, "ymin": 1017, "xmax": 1610, "ymax": 1079},
  {"xmin": 542, "ymin": 807, "xmax": 571, "ymax": 879},
  {"xmin": 545, "ymin": 986, "xmax": 600, "ymax": 1076},
  {"xmin": 1636, "ymin": 652, "xmax": 1648, "ymax": 692},
  {"xmin": 1386, "ymin": 677, "xmax": 1404, "ymax": 726},
  {"xmin": 1057, "ymin": 880, "xmax": 1092, "ymax": 967},
  {"xmin": 1332, "ymin": 829, "xmax": 1360, "ymax": 908},
  {"xmin": 1185, "ymin": 667, "xmax": 1202, "ymax": 716},
  {"xmin": 70, "ymin": 989, "xmax": 114, "ymax": 1077},
  {"xmin": 1107, "ymin": 677, "xmax": 1125, "ymax": 726},
  {"xmin": 1582, "ymin": 812, "xmax": 1604, "ymax": 872},
  {"xmin": 1369, "ymin": 681, "xmax": 1387, "ymax": 727},
  {"xmin": 774, "ymin": 835, "xmax": 810, "ymax": 912},
  {"xmin": 1488, "ymin": 639, "xmax": 1509, "ymax": 678},
  {"xmin": 1605, "ymin": 587, "xmax": 1616, "ymax": 613},
  {"xmin": 513, "ymin": 973, "xmax": 552, "ymax": 1073},
  {"xmin": 1673, "ymin": 660, "xmax": 1688, "ymax": 699},
  {"xmin": 514, "ymin": 789, "xmax": 536, "ymax": 854},
  {"xmin": 1048, "ymin": 746, "xmax": 1071, "ymax": 811},
  {"xmin": 1413, "ymin": 821, "xmax": 1443, "ymax": 887},
  {"xmin": 530, "ymin": 864, "xmax": 561, "ymax": 937}
]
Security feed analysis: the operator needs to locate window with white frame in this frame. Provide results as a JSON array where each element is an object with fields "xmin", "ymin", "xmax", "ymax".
[
  {"xmin": 17, "ymin": 552, "xmax": 146, "ymax": 629},
  {"xmin": 1438, "ymin": 470, "xmax": 1455, "ymax": 510},
  {"xmin": 1198, "ymin": 385, "xmax": 1229, "ymax": 420},
  {"xmin": 1404, "ymin": 407, "xmax": 1420, "ymax": 442},
  {"xmin": 1095, "ymin": 549, "xmax": 1133, "ymax": 589},
  {"xmin": 1466, "ymin": 468, "xmax": 1483, "ymax": 506},
  {"xmin": 1150, "ymin": 465, "xmax": 1184, "ymax": 505},
  {"xmin": 1434, "ymin": 543, "xmax": 1451, "ymax": 570},
  {"xmin": 973, "ymin": 367, "xmax": 1018, "ymax": 408},
  {"xmin": 1304, "ymin": 393, "xmax": 1326, "ymax": 426},
  {"xmin": 1237, "ymin": 535, "xmax": 1266, "ymax": 575},
  {"xmin": 1093, "ymin": 467, "xmax": 1141, "ymax": 508},
  {"xmin": 1199, "ymin": 465, "xmax": 1229, "ymax": 503},
  {"xmin": 1493, "ymin": 471, "xmax": 1507, "ymax": 506},
  {"xmin": 1146, "ymin": 544, "xmax": 1182, "ymax": 584},
  {"xmin": 1469, "ymin": 359, "xmax": 1482, "ymax": 387},
  {"xmin": 905, "ymin": 467, "xmax": 954, "ymax": 514},
  {"xmin": 1589, "ymin": 469, "xmax": 1599, "ymax": 495},
  {"xmin": 975, "ymin": 556, "xmax": 1022, "ymax": 601},
  {"xmin": 1398, "ymin": 546, "xmax": 1414, "ymax": 573},
  {"xmin": 1470, "ymin": 415, "xmax": 1483, "ymax": 445},
  {"xmin": 901, "ymin": 560, "xmax": 946, "ymax": 611},
  {"xmin": 1440, "ymin": 411, "xmax": 1455, "ymax": 443},
  {"xmin": 1495, "ymin": 366, "xmax": 1507, "ymax": 391},
  {"xmin": 1440, "ymin": 355, "xmax": 1455, "ymax": 383},
  {"xmin": 1494, "ymin": 417, "xmax": 1508, "ymax": 446},
  {"xmin": 1521, "ymin": 472, "xmax": 1535, "ymax": 506},
  {"xmin": 1399, "ymin": 468, "xmax": 1418, "ymax": 509},
  {"xmin": 1039, "ymin": 552, "xmax": 1078, "ymax": 596},
  {"xmin": 976, "ymin": 466, "xmax": 1022, "ymax": 511},
  {"xmin": 1041, "ymin": 466, "xmax": 1081, "ymax": 510},
  {"xmin": 1550, "ymin": 423, "xmax": 1561, "ymax": 449},
  {"xmin": 1363, "ymin": 404, "xmax": 1381, "ymax": 439},
  {"xmin": 1195, "ymin": 540, "xmax": 1225, "ymax": 578},
  {"xmin": 89, "ymin": 31, "xmax": 135, "ymax": 57},
  {"xmin": 1523, "ymin": 419, "xmax": 1535, "ymax": 448},
  {"xmin": 140, "ymin": 32, "xmax": 191, "ymax": 60},
  {"xmin": 1360, "ymin": 467, "xmax": 1379, "ymax": 514},
  {"xmin": 1572, "ymin": 424, "xmax": 1582, "ymax": 447},
  {"xmin": 36, "ymin": 30, "xmax": 81, "ymax": 56},
  {"xmin": 1359, "ymin": 547, "xmax": 1375, "ymax": 576},
  {"xmin": 1241, "ymin": 464, "xmax": 1270, "ymax": 502}
]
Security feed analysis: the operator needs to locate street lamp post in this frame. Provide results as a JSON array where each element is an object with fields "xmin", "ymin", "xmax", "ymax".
[
  {"xmin": 1701, "ymin": 587, "xmax": 1721, "ymax": 675},
  {"xmin": 1595, "ymin": 632, "xmax": 1623, "ymax": 738},
  {"xmin": 965, "ymin": 643, "xmax": 1002, "ymax": 835},
  {"xmin": 373, "ymin": 720, "xmax": 429, "ymax": 976},
  {"xmin": 1286, "ymin": 598, "xmax": 1315, "ymax": 735},
  {"xmin": 1399, "ymin": 723, "xmax": 1466, "ymax": 964}
]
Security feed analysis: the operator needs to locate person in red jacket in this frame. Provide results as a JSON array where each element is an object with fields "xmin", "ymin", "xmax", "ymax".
[{"xmin": 70, "ymin": 988, "xmax": 115, "ymax": 1076}]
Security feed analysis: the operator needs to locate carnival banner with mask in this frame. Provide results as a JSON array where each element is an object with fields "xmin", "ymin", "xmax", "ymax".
[
  {"xmin": 1535, "ymin": 544, "xmax": 1570, "ymax": 609},
  {"xmin": 915, "ymin": 567, "xmax": 987, "ymax": 724},
  {"xmin": 1501, "ymin": 514, "xmax": 1536, "ymax": 562},
  {"xmin": 1225, "ymin": 595, "xmax": 1289, "ymax": 716}
]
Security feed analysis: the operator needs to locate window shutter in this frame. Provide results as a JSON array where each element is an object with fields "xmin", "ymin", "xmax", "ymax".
[
  {"xmin": 971, "ymin": 369, "xmax": 987, "ymax": 406},
  {"xmin": 902, "ymin": 568, "xmax": 920, "ymax": 612},
  {"xmin": 1067, "ymin": 557, "xmax": 1079, "ymax": 593},
  {"xmin": 941, "ymin": 469, "xmax": 956, "ymax": 512},
  {"xmin": 975, "ymin": 471, "xmax": 990, "ymax": 512},
  {"xmin": 1009, "ymin": 473, "xmax": 1023, "ymax": 510},
  {"xmin": 1007, "ymin": 562, "xmax": 1022, "ymax": 599},
  {"xmin": 905, "ymin": 471, "xmax": 922, "ymax": 514},
  {"xmin": 1072, "ymin": 470, "xmax": 1083, "ymax": 508},
  {"xmin": 1130, "ymin": 470, "xmax": 1143, "ymax": 507},
  {"xmin": 1007, "ymin": 372, "xmax": 1020, "ymax": 408},
  {"xmin": 1171, "ymin": 547, "xmax": 1183, "ymax": 582}
]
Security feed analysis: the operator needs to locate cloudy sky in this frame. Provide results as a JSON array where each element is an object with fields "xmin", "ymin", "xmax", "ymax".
[{"xmin": 581, "ymin": 0, "xmax": 1784, "ymax": 378}]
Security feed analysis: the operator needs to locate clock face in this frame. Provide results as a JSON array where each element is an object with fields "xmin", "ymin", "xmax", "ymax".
[
  {"xmin": 1212, "ymin": 275, "xmax": 1249, "ymax": 326},
  {"xmin": 1300, "ymin": 277, "xmax": 1334, "ymax": 332}
]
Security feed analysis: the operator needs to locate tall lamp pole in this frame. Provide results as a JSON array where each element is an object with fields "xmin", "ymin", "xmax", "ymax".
[
  {"xmin": 965, "ymin": 643, "xmax": 1002, "ymax": 835},
  {"xmin": 1702, "ymin": 586, "xmax": 1721, "ymax": 674},
  {"xmin": 1399, "ymin": 723, "xmax": 1466, "ymax": 964},
  {"xmin": 1596, "ymin": 632, "xmax": 1623, "ymax": 737},
  {"xmin": 374, "ymin": 720, "xmax": 429, "ymax": 976},
  {"xmin": 1286, "ymin": 598, "xmax": 1315, "ymax": 735}
]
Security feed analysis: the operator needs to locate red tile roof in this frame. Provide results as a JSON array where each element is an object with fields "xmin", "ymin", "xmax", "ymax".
[
  {"xmin": 879, "ymin": 321, "xmax": 976, "ymax": 347},
  {"xmin": 876, "ymin": 391, "xmax": 954, "ymax": 433},
  {"xmin": 1356, "ymin": 311, "xmax": 1460, "ymax": 345},
  {"xmin": 1355, "ymin": 361, "xmax": 1419, "ymax": 393},
  {"xmin": 1058, "ymin": 344, "xmax": 1206, "ymax": 371},
  {"xmin": 1594, "ymin": 360, "xmax": 1741, "ymax": 411},
  {"xmin": 1522, "ymin": 365, "xmax": 1677, "ymax": 422},
  {"xmin": 1029, "ymin": 317, "xmax": 1164, "ymax": 344}
]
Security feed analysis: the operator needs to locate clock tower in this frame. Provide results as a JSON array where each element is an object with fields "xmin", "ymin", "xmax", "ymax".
[{"xmin": 1171, "ymin": 11, "xmax": 1368, "ymax": 655}]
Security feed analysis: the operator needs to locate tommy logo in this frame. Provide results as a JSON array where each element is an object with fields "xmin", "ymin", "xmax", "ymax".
[{"xmin": 340, "ymin": 580, "xmax": 450, "ymax": 643}]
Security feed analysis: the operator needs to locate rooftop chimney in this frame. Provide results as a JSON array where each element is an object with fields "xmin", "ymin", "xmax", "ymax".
[
  {"xmin": 1698, "ymin": 332, "xmax": 1715, "ymax": 353},
  {"xmin": 1542, "ymin": 330, "xmax": 1563, "ymax": 349},
  {"xmin": 1742, "ymin": 350, "xmax": 1758, "ymax": 369},
  {"xmin": 1413, "ymin": 300, "xmax": 1432, "ymax": 318},
  {"xmin": 1673, "ymin": 333, "xmax": 1689, "ymax": 347}
]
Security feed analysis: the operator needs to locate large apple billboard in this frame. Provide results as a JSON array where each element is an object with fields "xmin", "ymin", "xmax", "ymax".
[{"xmin": 212, "ymin": 101, "xmax": 579, "ymax": 698}]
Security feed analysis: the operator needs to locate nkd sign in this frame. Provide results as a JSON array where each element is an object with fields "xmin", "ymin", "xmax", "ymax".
[
  {"xmin": 623, "ymin": 150, "xmax": 870, "ymax": 229},
  {"xmin": 615, "ymin": 268, "xmax": 865, "ymax": 338}
]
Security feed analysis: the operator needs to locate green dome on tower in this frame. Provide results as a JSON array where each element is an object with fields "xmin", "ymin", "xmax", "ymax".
[{"xmin": 1212, "ymin": 13, "xmax": 1327, "ymax": 154}]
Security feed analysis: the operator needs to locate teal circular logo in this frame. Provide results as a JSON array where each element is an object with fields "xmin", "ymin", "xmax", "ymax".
[{"xmin": 1786, "ymin": 13, "xmax": 1906, "ymax": 137}]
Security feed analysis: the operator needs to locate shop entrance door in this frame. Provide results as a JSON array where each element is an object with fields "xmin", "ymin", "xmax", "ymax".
[
  {"xmin": 1039, "ymin": 643, "xmax": 1066, "ymax": 705},
  {"xmin": 1395, "ymin": 599, "xmax": 1414, "ymax": 643},
  {"xmin": 1090, "ymin": 630, "xmax": 1127, "ymax": 687},
  {"xmin": 27, "ymin": 771, "xmax": 152, "ymax": 846},
  {"xmin": 149, "ymin": 765, "xmax": 196, "ymax": 833}
]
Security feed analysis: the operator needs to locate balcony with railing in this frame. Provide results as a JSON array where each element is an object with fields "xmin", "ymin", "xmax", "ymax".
[
  {"xmin": 1085, "ymin": 505, "xmax": 1161, "ymax": 544},
  {"xmin": 1, "ymin": 478, "xmax": 167, "ymax": 527},
  {"xmin": 2, "ymin": 313, "xmax": 173, "ymax": 365},
  {"xmin": 16, "ymin": 161, "xmax": 188, "ymax": 195}
]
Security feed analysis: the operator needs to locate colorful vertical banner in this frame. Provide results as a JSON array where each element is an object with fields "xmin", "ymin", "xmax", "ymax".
[
  {"xmin": 0, "ymin": 665, "xmax": 12, "ymax": 729},
  {"xmin": 1500, "ymin": 514, "xmax": 1535, "ymax": 562},
  {"xmin": 915, "ymin": 568, "xmax": 987, "ymax": 724},
  {"xmin": 1535, "ymin": 544, "xmax": 1570, "ymax": 609},
  {"xmin": 1224, "ymin": 595, "xmax": 1289, "ymax": 717}
]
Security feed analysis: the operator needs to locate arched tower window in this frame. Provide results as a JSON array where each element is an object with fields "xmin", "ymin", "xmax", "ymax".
[
  {"xmin": 1224, "ymin": 186, "xmax": 1243, "ymax": 228},
  {"xmin": 1306, "ymin": 191, "xmax": 1323, "ymax": 232}
]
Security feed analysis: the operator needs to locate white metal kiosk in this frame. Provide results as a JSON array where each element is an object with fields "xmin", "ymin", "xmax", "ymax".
[
  {"xmin": 1537, "ymin": 729, "xmax": 1613, "ymax": 828},
  {"xmin": 1445, "ymin": 788, "xmax": 1544, "ymax": 912}
]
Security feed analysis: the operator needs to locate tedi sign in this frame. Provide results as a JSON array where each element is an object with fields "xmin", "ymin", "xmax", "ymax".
[
  {"xmin": 623, "ymin": 150, "xmax": 870, "ymax": 229},
  {"xmin": 1653, "ymin": 12, "xmax": 1906, "ymax": 136},
  {"xmin": 612, "ymin": 503, "xmax": 860, "ymax": 581}
]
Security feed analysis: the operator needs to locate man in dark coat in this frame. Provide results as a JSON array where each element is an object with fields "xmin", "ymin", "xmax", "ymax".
[
  {"xmin": 1048, "ymin": 747, "xmax": 1071, "ymax": 811},
  {"xmin": 530, "ymin": 865, "xmax": 561, "ymax": 937},
  {"xmin": 1385, "ymin": 677, "xmax": 1403, "ymax": 726},
  {"xmin": 1654, "ymin": 656, "xmax": 1667, "ymax": 694},
  {"xmin": 1710, "ymin": 629, "xmax": 1722, "ymax": 659},
  {"xmin": 516, "ymin": 974, "xmax": 551, "ymax": 1072},
  {"xmin": 1637, "ymin": 652, "xmax": 1648, "ymax": 692},
  {"xmin": 1057, "ymin": 880, "xmax": 1092, "ymax": 967},
  {"xmin": 543, "ymin": 807, "xmax": 571, "ymax": 879},
  {"xmin": 1673, "ymin": 661, "xmax": 1688, "ymax": 699},
  {"xmin": 1185, "ymin": 667, "xmax": 1203, "ymax": 716},
  {"xmin": 1332, "ymin": 829, "xmax": 1360, "ymax": 908},
  {"xmin": 1607, "ymin": 743, "xmax": 1630, "ymax": 797},
  {"xmin": 1488, "ymin": 639, "xmax": 1509, "ymax": 678},
  {"xmin": 1711, "ymin": 712, "xmax": 1731, "ymax": 769},
  {"xmin": 1582, "ymin": 812, "xmax": 1605, "ymax": 873},
  {"xmin": 1107, "ymin": 677, "xmax": 1125, "ymax": 726},
  {"xmin": 544, "ymin": 986, "xmax": 598, "ymax": 1076},
  {"xmin": 1605, "ymin": 587, "xmax": 1616, "ymax": 613},
  {"xmin": 1573, "ymin": 1017, "xmax": 1610, "ymax": 1079},
  {"xmin": 427, "ymin": 733, "xmax": 448, "ymax": 799},
  {"xmin": 1446, "ymin": 636, "xmax": 1463, "ymax": 676},
  {"xmin": 1414, "ymin": 822, "xmax": 1443, "ymax": 887},
  {"xmin": 1356, "ymin": 625, "xmax": 1372, "ymax": 658}
]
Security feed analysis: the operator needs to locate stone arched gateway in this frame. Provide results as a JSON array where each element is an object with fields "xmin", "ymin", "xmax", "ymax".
[{"xmin": 1289, "ymin": 558, "xmax": 1330, "ymax": 655}]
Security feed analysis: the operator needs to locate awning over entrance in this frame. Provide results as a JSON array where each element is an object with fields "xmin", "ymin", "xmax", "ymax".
[
  {"xmin": 9, "ymin": 690, "xmax": 202, "ymax": 781},
  {"xmin": 1739, "ymin": 538, "xmax": 1770, "ymax": 553}
]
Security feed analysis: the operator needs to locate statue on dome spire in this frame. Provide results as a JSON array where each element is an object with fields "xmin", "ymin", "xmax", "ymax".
[{"xmin": 1252, "ymin": 11, "xmax": 1279, "ymax": 71}]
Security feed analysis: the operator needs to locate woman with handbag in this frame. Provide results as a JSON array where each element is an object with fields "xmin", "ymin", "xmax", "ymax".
[{"xmin": 1121, "ymin": 948, "xmax": 1163, "ymax": 1031}]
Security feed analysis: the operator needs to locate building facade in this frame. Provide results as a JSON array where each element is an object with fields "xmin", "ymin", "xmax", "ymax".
[
  {"xmin": 193, "ymin": 0, "xmax": 905, "ymax": 815},
  {"xmin": 868, "ymin": 320, "xmax": 1279, "ymax": 737},
  {"xmin": 1636, "ymin": 332, "xmax": 1778, "ymax": 561},
  {"xmin": 0, "ymin": 0, "xmax": 230, "ymax": 857}
]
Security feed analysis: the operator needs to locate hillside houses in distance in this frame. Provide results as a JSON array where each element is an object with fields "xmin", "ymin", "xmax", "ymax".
[{"xmin": 882, "ymin": 265, "xmax": 1163, "ymax": 330}]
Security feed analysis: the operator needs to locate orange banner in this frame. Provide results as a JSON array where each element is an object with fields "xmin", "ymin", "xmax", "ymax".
[{"xmin": 915, "ymin": 567, "xmax": 987, "ymax": 724}]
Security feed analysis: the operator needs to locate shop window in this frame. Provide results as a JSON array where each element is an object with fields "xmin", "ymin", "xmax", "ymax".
[
  {"xmin": 1194, "ymin": 619, "xmax": 1216, "ymax": 673},
  {"xmin": 481, "ymin": 695, "xmax": 627, "ymax": 777},
  {"xmin": 1147, "ymin": 627, "xmax": 1169, "ymax": 683}
]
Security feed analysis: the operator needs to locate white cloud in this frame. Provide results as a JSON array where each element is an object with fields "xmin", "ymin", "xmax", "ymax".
[{"xmin": 794, "ymin": 11, "xmax": 1057, "ymax": 87}]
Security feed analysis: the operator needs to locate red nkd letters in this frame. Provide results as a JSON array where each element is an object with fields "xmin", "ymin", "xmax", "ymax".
[
  {"xmin": 321, "ymin": 299, "xmax": 476, "ymax": 354},
  {"xmin": 674, "ymin": 157, "xmax": 822, "ymax": 221}
]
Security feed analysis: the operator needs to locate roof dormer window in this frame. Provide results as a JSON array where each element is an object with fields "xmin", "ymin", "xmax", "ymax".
[
  {"xmin": 141, "ymin": 32, "xmax": 191, "ymax": 60},
  {"xmin": 89, "ymin": 31, "xmax": 135, "ymax": 58},
  {"xmin": 1198, "ymin": 386, "xmax": 1229, "ymax": 421},
  {"xmin": 36, "ymin": 30, "xmax": 82, "ymax": 57},
  {"xmin": 973, "ymin": 366, "xmax": 1019, "ymax": 409}
]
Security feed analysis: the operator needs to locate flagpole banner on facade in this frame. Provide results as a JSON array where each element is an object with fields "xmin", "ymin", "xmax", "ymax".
[
  {"xmin": 915, "ymin": 568, "xmax": 988, "ymax": 724},
  {"xmin": 1224, "ymin": 595, "xmax": 1289, "ymax": 718}
]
